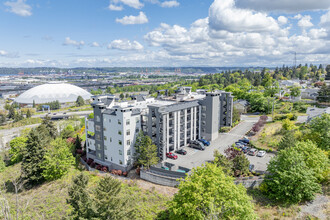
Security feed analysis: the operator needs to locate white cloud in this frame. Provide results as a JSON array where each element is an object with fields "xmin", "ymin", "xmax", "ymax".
[
  {"xmin": 112, "ymin": 0, "xmax": 143, "ymax": 9},
  {"xmin": 108, "ymin": 39, "xmax": 144, "ymax": 50},
  {"xmin": 278, "ymin": 16, "xmax": 288, "ymax": 25},
  {"xmin": 0, "ymin": 50, "xmax": 9, "ymax": 56},
  {"xmin": 108, "ymin": 4, "xmax": 123, "ymax": 11},
  {"xmin": 116, "ymin": 11, "xmax": 148, "ymax": 25},
  {"xmin": 235, "ymin": 0, "xmax": 330, "ymax": 13},
  {"xmin": 320, "ymin": 10, "xmax": 330, "ymax": 27},
  {"xmin": 63, "ymin": 37, "xmax": 85, "ymax": 49},
  {"xmin": 161, "ymin": 1, "xmax": 179, "ymax": 8},
  {"xmin": 209, "ymin": 0, "xmax": 279, "ymax": 33},
  {"xmin": 298, "ymin": 15, "xmax": 313, "ymax": 28},
  {"xmin": 91, "ymin": 42, "xmax": 100, "ymax": 47},
  {"xmin": 4, "ymin": 0, "xmax": 32, "ymax": 17},
  {"xmin": 293, "ymin": 14, "xmax": 302, "ymax": 20}
]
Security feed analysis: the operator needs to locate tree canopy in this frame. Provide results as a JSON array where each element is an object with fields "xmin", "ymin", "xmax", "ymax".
[
  {"xmin": 134, "ymin": 131, "xmax": 159, "ymax": 169},
  {"xmin": 167, "ymin": 163, "xmax": 257, "ymax": 220}
]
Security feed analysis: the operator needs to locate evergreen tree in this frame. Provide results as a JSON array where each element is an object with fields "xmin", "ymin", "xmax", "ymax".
[
  {"xmin": 94, "ymin": 176, "xmax": 135, "ymax": 220},
  {"xmin": 134, "ymin": 131, "xmax": 158, "ymax": 169},
  {"xmin": 41, "ymin": 116, "xmax": 58, "ymax": 138},
  {"xmin": 67, "ymin": 173, "xmax": 96, "ymax": 219},
  {"xmin": 232, "ymin": 153, "xmax": 250, "ymax": 176},
  {"xmin": 0, "ymin": 155, "xmax": 5, "ymax": 172},
  {"xmin": 26, "ymin": 109, "xmax": 32, "ymax": 118},
  {"xmin": 75, "ymin": 134, "xmax": 82, "ymax": 150},
  {"xmin": 8, "ymin": 105, "xmax": 15, "ymax": 119},
  {"xmin": 76, "ymin": 96, "xmax": 85, "ymax": 107},
  {"xmin": 325, "ymin": 65, "xmax": 330, "ymax": 80},
  {"xmin": 316, "ymin": 85, "xmax": 330, "ymax": 103},
  {"xmin": 32, "ymin": 100, "xmax": 36, "ymax": 108},
  {"xmin": 120, "ymin": 93, "xmax": 125, "ymax": 100},
  {"xmin": 21, "ymin": 128, "xmax": 49, "ymax": 186},
  {"xmin": 278, "ymin": 130, "xmax": 296, "ymax": 151}
]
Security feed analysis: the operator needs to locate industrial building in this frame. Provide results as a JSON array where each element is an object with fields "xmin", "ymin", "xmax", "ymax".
[{"xmin": 85, "ymin": 87, "xmax": 233, "ymax": 171}]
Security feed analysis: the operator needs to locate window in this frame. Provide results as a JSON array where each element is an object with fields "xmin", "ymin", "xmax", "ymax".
[
  {"xmin": 126, "ymin": 129, "xmax": 130, "ymax": 136},
  {"xmin": 126, "ymin": 119, "xmax": 130, "ymax": 125},
  {"xmin": 97, "ymin": 144, "xmax": 101, "ymax": 150},
  {"xmin": 127, "ymin": 149, "xmax": 131, "ymax": 155},
  {"xmin": 96, "ymin": 116, "xmax": 100, "ymax": 122},
  {"xmin": 103, "ymin": 127, "xmax": 106, "ymax": 131},
  {"xmin": 97, "ymin": 153, "xmax": 101, "ymax": 158},
  {"xmin": 202, "ymin": 113, "xmax": 206, "ymax": 118},
  {"xmin": 95, "ymin": 125, "xmax": 101, "ymax": 131},
  {"xmin": 127, "ymin": 159, "xmax": 131, "ymax": 165},
  {"xmin": 202, "ymin": 106, "xmax": 206, "ymax": 111},
  {"xmin": 104, "ymin": 145, "xmax": 107, "ymax": 150},
  {"xmin": 127, "ymin": 140, "xmax": 131, "ymax": 145},
  {"xmin": 118, "ymin": 130, "xmax": 122, "ymax": 135},
  {"xmin": 109, "ymin": 119, "xmax": 111, "ymax": 122},
  {"xmin": 104, "ymin": 136, "xmax": 107, "ymax": 141},
  {"xmin": 119, "ymin": 140, "xmax": 122, "ymax": 145},
  {"xmin": 136, "ymin": 117, "xmax": 140, "ymax": 123},
  {"xmin": 119, "ymin": 150, "xmax": 122, "ymax": 155},
  {"xmin": 118, "ymin": 119, "xmax": 121, "ymax": 125},
  {"xmin": 96, "ymin": 134, "xmax": 101, "ymax": 141},
  {"xmin": 110, "ymin": 137, "xmax": 112, "ymax": 142},
  {"xmin": 119, "ymin": 160, "xmax": 123, "ymax": 165},
  {"xmin": 105, "ymin": 155, "xmax": 108, "ymax": 160},
  {"xmin": 136, "ymin": 128, "xmax": 139, "ymax": 133}
]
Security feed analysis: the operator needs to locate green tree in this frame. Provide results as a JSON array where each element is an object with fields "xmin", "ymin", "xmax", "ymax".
[
  {"xmin": 282, "ymin": 118, "xmax": 296, "ymax": 131},
  {"xmin": 76, "ymin": 95, "xmax": 85, "ymax": 107},
  {"xmin": 8, "ymin": 105, "xmax": 15, "ymax": 119},
  {"xmin": 232, "ymin": 153, "xmax": 250, "ymax": 176},
  {"xmin": 278, "ymin": 130, "xmax": 296, "ymax": 151},
  {"xmin": 264, "ymin": 146, "xmax": 322, "ymax": 204},
  {"xmin": 41, "ymin": 116, "xmax": 58, "ymax": 138},
  {"xmin": 9, "ymin": 136, "xmax": 28, "ymax": 164},
  {"xmin": 32, "ymin": 100, "xmax": 36, "ymax": 108},
  {"xmin": 60, "ymin": 124, "xmax": 75, "ymax": 139},
  {"xmin": 120, "ymin": 93, "xmax": 125, "ymax": 100},
  {"xmin": 134, "ymin": 131, "xmax": 159, "ymax": 169},
  {"xmin": 75, "ymin": 134, "xmax": 82, "ymax": 150},
  {"xmin": 94, "ymin": 176, "xmax": 135, "ymax": 219},
  {"xmin": 67, "ymin": 172, "xmax": 96, "ymax": 219},
  {"xmin": 307, "ymin": 113, "xmax": 330, "ymax": 151},
  {"xmin": 290, "ymin": 86, "xmax": 301, "ymax": 97},
  {"xmin": 21, "ymin": 127, "xmax": 49, "ymax": 186},
  {"xmin": 213, "ymin": 150, "xmax": 233, "ymax": 176},
  {"xmin": 26, "ymin": 109, "xmax": 32, "ymax": 118},
  {"xmin": 167, "ymin": 163, "xmax": 257, "ymax": 219},
  {"xmin": 41, "ymin": 138, "xmax": 75, "ymax": 181},
  {"xmin": 316, "ymin": 85, "xmax": 330, "ymax": 103},
  {"xmin": 232, "ymin": 106, "xmax": 241, "ymax": 124}
]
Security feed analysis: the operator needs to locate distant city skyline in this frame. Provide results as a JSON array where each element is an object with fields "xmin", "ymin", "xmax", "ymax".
[{"xmin": 1, "ymin": 0, "xmax": 330, "ymax": 67}]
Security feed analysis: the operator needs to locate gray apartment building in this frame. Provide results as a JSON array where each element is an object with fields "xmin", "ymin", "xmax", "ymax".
[{"xmin": 85, "ymin": 87, "xmax": 233, "ymax": 171}]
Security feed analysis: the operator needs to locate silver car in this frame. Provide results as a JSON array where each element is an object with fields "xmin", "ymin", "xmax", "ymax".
[{"xmin": 257, "ymin": 150, "xmax": 266, "ymax": 157}]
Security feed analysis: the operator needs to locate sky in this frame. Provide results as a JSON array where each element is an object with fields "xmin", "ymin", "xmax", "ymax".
[{"xmin": 0, "ymin": 0, "xmax": 330, "ymax": 67}]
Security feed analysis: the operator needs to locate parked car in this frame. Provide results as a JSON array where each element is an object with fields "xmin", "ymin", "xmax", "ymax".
[
  {"xmin": 189, "ymin": 141, "xmax": 205, "ymax": 151},
  {"xmin": 249, "ymin": 164, "xmax": 255, "ymax": 172},
  {"xmin": 248, "ymin": 148, "xmax": 258, "ymax": 156},
  {"xmin": 166, "ymin": 152, "xmax": 178, "ymax": 159},
  {"xmin": 242, "ymin": 147, "xmax": 251, "ymax": 154},
  {"xmin": 198, "ymin": 139, "xmax": 210, "ymax": 146},
  {"xmin": 239, "ymin": 138, "xmax": 250, "ymax": 144},
  {"xmin": 175, "ymin": 149, "xmax": 187, "ymax": 155},
  {"xmin": 257, "ymin": 151, "xmax": 266, "ymax": 157},
  {"xmin": 235, "ymin": 142, "xmax": 244, "ymax": 147}
]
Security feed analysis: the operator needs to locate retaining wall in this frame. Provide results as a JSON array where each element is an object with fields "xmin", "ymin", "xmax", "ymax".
[{"xmin": 140, "ymin": 169, "xmax": 183, "ymax": 187}]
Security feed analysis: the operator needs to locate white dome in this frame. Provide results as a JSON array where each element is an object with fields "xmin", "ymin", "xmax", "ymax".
[{"xmin": 15, "ymin": 83, "xmax": 92, "ymax": 104}]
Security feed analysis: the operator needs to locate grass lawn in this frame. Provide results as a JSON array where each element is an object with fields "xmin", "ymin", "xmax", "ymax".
[
  {"xmin": 250, "ymin": 121, "xmax": 283, "ymax": 151},
  {"xmin": 0, "ymin": 164, "xmax": 169, "ymax": 220},
  {"xmin": 0, "ymin": 118, "xmax": 42, "ymax": 130}
]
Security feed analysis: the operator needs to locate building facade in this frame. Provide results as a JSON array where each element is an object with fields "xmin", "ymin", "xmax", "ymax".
[{"xmin": 85, "ymin": 88, "xmax": 233, "ymax": 171}]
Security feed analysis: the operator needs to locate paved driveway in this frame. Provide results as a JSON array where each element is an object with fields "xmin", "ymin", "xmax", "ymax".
[{"xmin": 164, "ymin": 116, "xmax": 274, "ymax": 172}]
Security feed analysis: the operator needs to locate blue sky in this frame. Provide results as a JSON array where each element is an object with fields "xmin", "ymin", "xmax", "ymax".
[{"xmin": 0, "ymin": 0, "xmax": 330, "ymax": 67}]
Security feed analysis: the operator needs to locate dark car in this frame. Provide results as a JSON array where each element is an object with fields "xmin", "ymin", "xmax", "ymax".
[
  {"xmin": 175, "ymin": 149, "xmax": 187, "ymax": 155},
  {"xmin": 242, "ymin": 147, "xmax": 251, "ymax": 154},
  {"xmin": 239, "ymin": 138, "xmax": 250, "ymax": 144},
  {"xmin": 166, "ymin": 152, "xmax": 178, "ymax": 159},
  {"xmin": 198, "ymin": 139, "xmax": 210, "ymax": 146},
  {"xmin": 189, "ymin": 141, "xmax": 205, "ymax": 151}
]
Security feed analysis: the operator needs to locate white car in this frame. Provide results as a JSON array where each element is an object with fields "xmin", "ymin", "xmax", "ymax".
[{"xmin": 257, "ymin": 151, "xmax": 266, "ymax": 157}]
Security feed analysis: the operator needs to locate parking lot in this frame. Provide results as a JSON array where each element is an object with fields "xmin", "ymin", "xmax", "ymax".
[{"xmin": 163, "ymin": 115, "xmax": 274, "ymax": 173}]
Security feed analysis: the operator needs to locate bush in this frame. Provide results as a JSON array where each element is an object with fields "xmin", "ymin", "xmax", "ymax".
[{"xmin": 219, "ymin": 126, "xmax": 231, "ymax": 133}]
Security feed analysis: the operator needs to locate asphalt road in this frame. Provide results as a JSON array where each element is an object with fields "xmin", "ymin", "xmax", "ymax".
[
  {"xmin": 32, "ymin": 110, "xmax": 92, "ymax": 119},
  {"xmin": 164, "ymin": 115, "xmax": 274, "ymax": 172}
]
